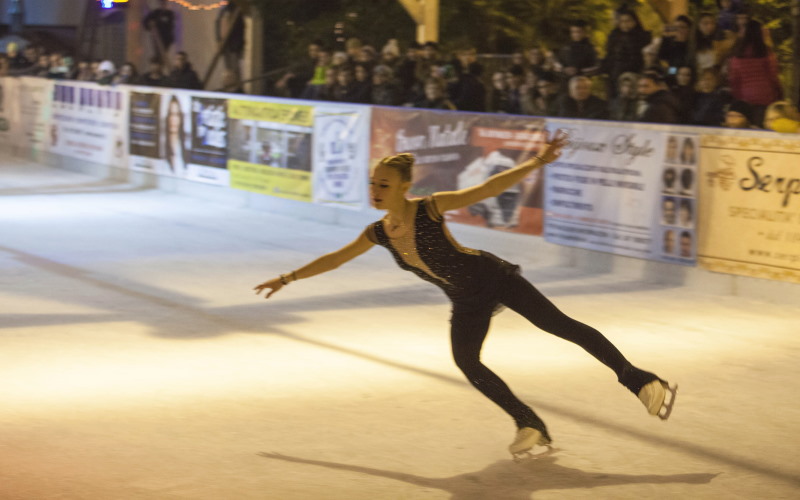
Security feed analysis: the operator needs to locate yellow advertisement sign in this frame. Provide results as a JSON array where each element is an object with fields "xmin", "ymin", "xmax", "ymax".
[
  {"xmin": 228, "ymin": 100, "xmax": 313, "ymax": 127},
  {"xmin": 698, "ymin": 135, "xmax": 800, "ymax": 283},
  {"xmin": 229, "ymin": 159, "xmax": 312, "ymax": 202}
]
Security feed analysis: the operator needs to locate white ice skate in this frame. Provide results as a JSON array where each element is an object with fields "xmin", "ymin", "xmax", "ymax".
[
  {"xmin": 638, "ymin": 379, "xmax": 678, "ymax": 420},
  {"xmin": 509, "ymin": 427, "xmax": 554, "ymax": 462}
]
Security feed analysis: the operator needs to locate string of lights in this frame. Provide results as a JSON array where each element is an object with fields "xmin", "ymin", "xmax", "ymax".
[{"xmin": 167, "ymin": 0, "xmax": 229, "ymax": 11}]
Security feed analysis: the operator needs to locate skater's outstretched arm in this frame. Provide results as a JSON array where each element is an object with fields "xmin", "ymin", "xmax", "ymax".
[
  {"xmin": 433, "ymin": 129, "xmax": 568, "ymax": 213},
  {"xmin": 254, "ymin": 231, "xmax": 374, "ymax": 298}
]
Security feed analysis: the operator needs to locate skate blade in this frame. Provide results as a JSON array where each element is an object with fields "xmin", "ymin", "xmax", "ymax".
[
  {"xmin": 657, "ymin": 382, "xmax": 678, "ymax": 421},
  {"xmin": 512, "ymin": 445, "xmax": 556, "ymax": 463}
]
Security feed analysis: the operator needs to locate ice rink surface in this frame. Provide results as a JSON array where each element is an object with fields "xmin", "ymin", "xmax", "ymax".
[{"xmin": 1, "ymin": 158, "xmax": 798, "ymax": 499}]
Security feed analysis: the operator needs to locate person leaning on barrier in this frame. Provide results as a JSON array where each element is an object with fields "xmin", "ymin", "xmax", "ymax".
[
  {"xmin": 556, "ymin": 76, "xmax": 609, "ymax": 120},
  {"xmin": 636, "ymin": 70, "xmax": 682, "ymax": 124}
]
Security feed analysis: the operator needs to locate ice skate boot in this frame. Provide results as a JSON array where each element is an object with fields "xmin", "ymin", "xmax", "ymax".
[
  {"xmin": 638, "ymin": 379, "xmax": 678, "ymax": 420},
  {"xmin": 509, "ymin": 427, "xmax": 554, "ymax": 462}
]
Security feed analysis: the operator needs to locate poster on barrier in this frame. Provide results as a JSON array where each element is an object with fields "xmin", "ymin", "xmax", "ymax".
[
  {"xmin": 544, "ymin": 121, "xmax": 698, "ymax": 264},
  {"xmin": 0, "ymin": 77, "xmax": 19, "ymax": 148},
  {"xmin": 370, "ymin": 108, "xmax": 548, "ymax": 234},
  {"xmin": 312, "ymin": 104, "xmax": 370, "ymax": 208},
  {"xmin": 50, "ymin": 81, "xmax": 128, "ymax": 167},
  {"xmin": 187, "ymin": 95, "xmax": 229, "ymax": 185},
  {"xmin": 17, "ymin": 77, "xmax": 53, "ymax": 154},
  {"xmin": 698, "ymin": 134, "xmax": 800, "ymax": 283},
  {"xmin": 227, "ymin": 99, "xmax": 314, "ymax": 202},
  {"xmin": 129, "ymin": 89, "xmax": 192, "ymax": 177}
]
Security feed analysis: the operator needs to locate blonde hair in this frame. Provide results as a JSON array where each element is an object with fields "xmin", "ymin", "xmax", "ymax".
[
  {"xmin": 766, "ymin": 101, "xmax": 800, "ymax": 121},
  {"xmin": 379, "ymin": 153, "xmax": 415, "ymax": 182}
]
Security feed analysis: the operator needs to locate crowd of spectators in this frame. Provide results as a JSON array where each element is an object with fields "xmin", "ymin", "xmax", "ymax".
[{"xmin": 1, "ymin": 0, "xmax": 797, "ymax": 133}]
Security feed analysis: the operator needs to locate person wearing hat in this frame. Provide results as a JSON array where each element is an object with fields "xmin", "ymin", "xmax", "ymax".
[
  {"xmin": 723, "ymin": 100, "xmax": 760, "ymax": 128},
  {"xmin": 763, "ymin": 101, "xmax": 800, "ymax": 133}
]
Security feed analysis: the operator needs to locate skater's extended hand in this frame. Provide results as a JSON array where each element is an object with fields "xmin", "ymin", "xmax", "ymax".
[
  {"xmin": 537, "ymin": 129, "xmax": 569, "ymax": 164},
  {"xmin": 254, "ymin": 278, "xmax": 283, "ymax": 299}
]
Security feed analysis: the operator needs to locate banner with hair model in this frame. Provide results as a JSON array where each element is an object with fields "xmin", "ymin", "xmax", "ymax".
[
  {"xmin": 544, "ymin": 120, "xmax": 698, "ymax": 264},
  {"xmin": 371, "ymin": 107, "xmax": 548, "ymax": 234},
  {"xmin": 698, "ymin": 134, "xmax": 800, "ymax": 283}
]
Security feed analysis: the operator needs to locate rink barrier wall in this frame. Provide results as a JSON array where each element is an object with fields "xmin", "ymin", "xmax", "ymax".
[{"xmin": 4, "ymin": 143, "xmax": 798, "ymax": 306}]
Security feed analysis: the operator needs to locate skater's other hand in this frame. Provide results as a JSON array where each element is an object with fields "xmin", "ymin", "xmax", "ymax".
[
  {"xmin": 538, "ymin": 129, "xmax": 569, "ymax": 163},
  {"xmin": 254, "ymin": 278, "xmax": 283, "ymax": 299}
]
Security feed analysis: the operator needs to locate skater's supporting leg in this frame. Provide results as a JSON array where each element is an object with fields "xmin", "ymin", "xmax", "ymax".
[{"xmin": 450, "ymin": 305, "xmax": 549, "ymax": 436}]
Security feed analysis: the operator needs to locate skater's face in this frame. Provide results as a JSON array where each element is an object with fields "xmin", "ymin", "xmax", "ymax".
[{"xmin": 370, "ymin": 164, "xmax": 410, "ymax": 210}]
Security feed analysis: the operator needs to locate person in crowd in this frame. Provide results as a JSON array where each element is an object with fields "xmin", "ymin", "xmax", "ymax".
[
  {"xmin": 396, "ymin": 41, "xmax": 421, "ymax": 103},
  {"xmin": 722, "ymin": 99, "xmax": 760, "ymax": 128},
  {"xmin": 693, "ymin": 12, "xmax": 735, "ymax": 73},
  {"xmin": 46, "ymin": 53, "xmax": 71, "ymax": 79},
  {"xmin": 525, "ymin": 47, "xmax": 555, "ymax": 79},
  {"xmin": 726, "ymin": 19, "xmax": 782, "ymax": 127},
  {"xmin": 96, "ymin": 60, "xmax": 116, "ymax": 85},
  {"xmin": 137, "ymin": 57, "xmax": 167, "ymax": 87},
  {"xmin": 314, "ymin": 66, "xmax": 339, "ymax": 102},
  {"xmin": 504, "ymin": 66, "xmax": 525, "ymax": 114},
  {"xmin": 73, "ymin": 60, "xmax": 94, "ymax": 81},
  {"xmin": 371, "ymin": 65, "xmax": 402, "ymax": 106},
  {"xmin": 112, "ymin": 62, "xmax": 138, "ymax": 85},
  {"xmin": 216, "ymin": 68, "xmax": 244, "ymax": 94},
  {"xmin": 355, "ymin": 45, "xmax": 378, "ymax": 72},
  {"xmin": 300, "ymin": 47, "xmax": 333, "ymax": 100},
  {"xmin": 379, "ymin": 39, "xmax": 402, "ymax": 74},
  {"xmin": 717, "ymin": 0, "xmax": 741, "ymax": 33},
  {"xmin": 636, "ymin": 71, "xmax": 682, "ymax": 124},
  {"xmin": 143, "ymin": 0, "xmax": 176, "ymax": 64},
  {"xmin": 670, "ymin": 65, "xmax": 696, "ymax": 124},
  {"xmin": 488, "ymin": 70, "xmax": 512, "ymax": 113},
  {"xmin": 413, "ymin": 77, "xmax": 456, "ymax": 110},
  {"xmin": 601, "ymin": 7, "xmax": 652, "ymax": 98},
  {"xmin": 415, "ymin": 41, "xmax": 443, "ymax": 90},
  {"xmin": 525, "ymin": 73, "xmax": 561, "ymax": 117},
  {"xmin": 762, "ymin": 100, "xmax": 800, "ymax": 133},
  {"xmin": 691, "ymin": 67, "xmax": 732, "ymax": 126},
  {"xmin": 344, "ymin": 37, "xmax": 364, "ymax": 64},
  {"xmin": 332, "ymin": 65, "xmax": 361, "ymax": 103},
  {"xmin": 6, "ymin": 42, "xmax": 29, "ymax": 70},
  {"xmin": 451, "ymin": 62, "xmax": 486, "ymax": 112},
  {"xmin": 609, "ymin": 72, "xmax": 641, "ymax": 121},
  {"xmin": 556, "ymin": 75, "xmax": 609, "ymax": 120},
  {"xmin": 166, "ymin": 51, "xmax": 202, "ymax": 90},
  {"xmin": 556, "ymin": 20, "xmax": 599, "ymax": 82},
  {"xmin": 657, "ymin": 15, "xmax": 693, "ymax": 83},
  {"xmin": 351, "ymin": 63, "xmax": 374, "ymax": 104}
]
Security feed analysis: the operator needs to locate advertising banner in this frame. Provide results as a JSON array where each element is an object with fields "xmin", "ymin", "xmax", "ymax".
[
  {"xmin": 312, "ymin": 104, "xmax": 371, "ymax": 208},
  {"xmin": 17, "ymin": 77, "xmax": 54, "ymax": 154},
  {"xmin": 370, "ymin": 108, "xmax": 548, "ymax": 234},
  {"xmin": 544, "ymin": 121, "xmax": 698, "ymax": 264},
  {"xmin": 50, "ymin": 81, "xmax": 128, "ymax": 167},
  {"xmin": 0, "ymin": 77, "xmax": 19, "ymax": 147},
  {"xmin": 129, "ymin": 90, "xmax": 192, "ymax": 177},
  {"xmin": 187, "ymin": 95, "xmax": 229, "ymax": 185},
  {"xmin": 227, "ymin": 99, "xmax": 314, "ymax": 202},
  {"xmin": 698, "ymin": 134, "xmax": 800, "ymax": 283}
]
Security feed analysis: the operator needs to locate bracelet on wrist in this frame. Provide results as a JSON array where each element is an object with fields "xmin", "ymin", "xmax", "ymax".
[{"xmin": 279, "ymin": 274, "xmax": 290, "ymax": 285}]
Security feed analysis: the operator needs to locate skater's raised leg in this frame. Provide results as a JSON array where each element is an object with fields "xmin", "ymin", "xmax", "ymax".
[{"xmin": 497, "ymin": 273, "xmax": 677, "ymax": 418}]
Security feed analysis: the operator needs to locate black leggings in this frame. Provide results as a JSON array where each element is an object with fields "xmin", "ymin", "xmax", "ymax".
[{"xmin": 450, "ymin": 272, "xmax": 655, "ymax": 431}]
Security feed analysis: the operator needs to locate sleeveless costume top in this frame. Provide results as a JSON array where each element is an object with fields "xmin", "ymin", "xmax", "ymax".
[{"xmin": 365, "ymin": 196, "xmax": 520, "ymax": 309}]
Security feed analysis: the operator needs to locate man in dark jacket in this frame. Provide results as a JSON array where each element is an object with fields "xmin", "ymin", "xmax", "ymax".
[
  {"xmin": 556, "ymin": 76, "xmax": 609, "ymax": 120},
  {"xmin": 636, "ymin": 71, "xmax": 682, "ymax": 124},
  {"xmin": 165, "ymin": 52, "xmax": 202, "ymax": 90},
  {"xmin": 557, "ymin": 21, "xmax": 599, "ymax": 79}
]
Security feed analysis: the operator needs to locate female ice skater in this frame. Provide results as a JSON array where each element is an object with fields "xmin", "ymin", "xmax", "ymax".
[{"xmin": 254, "ymin": 130, "xmax": 676, "ymax": 460}]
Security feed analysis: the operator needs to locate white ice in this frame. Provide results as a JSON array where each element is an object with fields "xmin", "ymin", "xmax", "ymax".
[{"xmin": 1, "ymin": 157, "xmax": 798, "ymax": 499}]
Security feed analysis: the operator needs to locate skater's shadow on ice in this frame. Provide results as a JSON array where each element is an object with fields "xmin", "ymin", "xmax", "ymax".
[{"xmin": 258, "ymin": 452, "xmax": 717, "ymax": 499}]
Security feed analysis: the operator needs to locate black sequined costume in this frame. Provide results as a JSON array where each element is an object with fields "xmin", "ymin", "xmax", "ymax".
[{"xmin": 366, "ymin": 197, "xmax": 657, "ymax": 435}]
